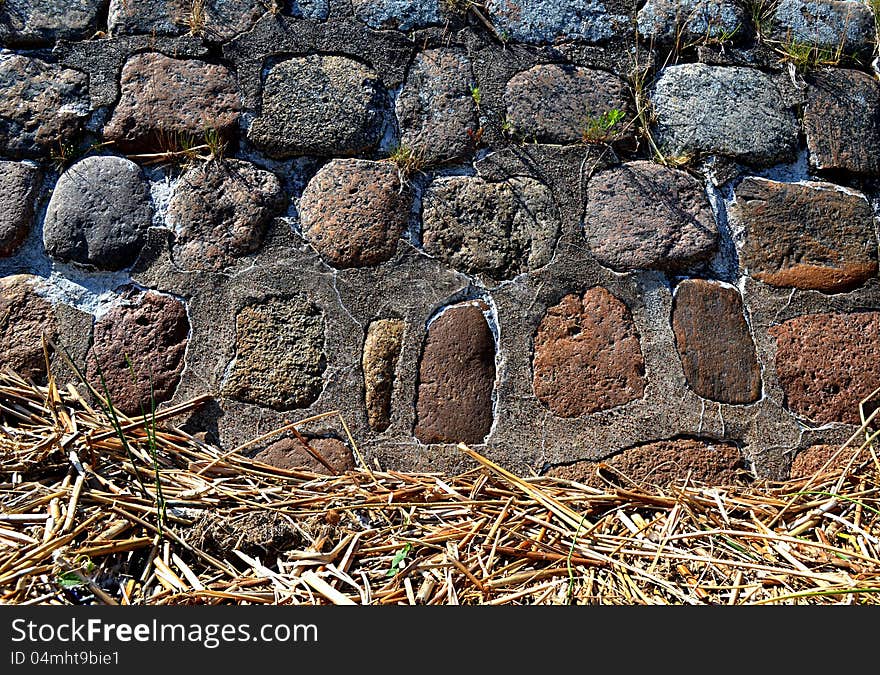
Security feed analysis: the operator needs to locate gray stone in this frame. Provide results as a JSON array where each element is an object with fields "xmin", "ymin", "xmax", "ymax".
[
  {"xmin": 288, "ymin": 0, "xmax": 329, "ymax": 20},
  {"xmin": 0, "ymin": 161, "xmax": 41, "ymax": 258},
  {"xmin": 167, "ymin": 159, "xmax": 286, "ymax": 272},
  {"xmin": 248, "ymin": 55, "xmax": 387, "ymax": 159},
  {"xmin": 107, "ymin": 0, "xmax": 267, "ymax": 42},
  {"xmin": 583, "ymin": 161, "xmax": 717, "ymax": 271},
  {"xmin": 421, "ymin": 176, "xmax": 560, "ymax": 281},
  {"xmin": 0, "ymin": 55, "xmax": 89, "ymax": 159},
  {"xmin": 395, "ymin": 48, "xmax": 477, "ymax": 166},
  {"xmin": 0, "ymin": 0, "xmax": 105, "ymax": 45},
  {"xmin": 484, "ymin": 0, "xmax": 630, "ymax": 44},
  {"xmin": 637, "ymin": 0, "xmax": 746, "ymax": 44},
  {"xmin": 363, "ymin": 318, "xmax": 405, "ymax": 432},
  {"xmin": 222, "ymin": 296, "xmax": 326, "ymax": 410},
  {"xmin": 651, "ymin": 63, "xmax": 799, "ymax": 166},
  {"xmin": 352, "ymin": 0, "xmax": 441, "ymax": 30},
  {"xmin": 772, "ymin": 0, "xmax": 876, "ymax": 55},
  {"xmin": 43, "ymin": 156, "xmax": 153, "ymax": 271}
]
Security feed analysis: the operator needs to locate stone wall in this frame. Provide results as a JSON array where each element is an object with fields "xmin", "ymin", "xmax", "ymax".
[{"xmin": 2, "ymin": 0, "xmax": 880, "ymax": 484}]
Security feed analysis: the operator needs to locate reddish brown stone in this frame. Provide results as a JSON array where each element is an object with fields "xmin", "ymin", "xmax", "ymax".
[
  {"xmin": 253, "ymin": 437, "xmax": 355, "ymax": 474},
  {"xmin": 789, "ymin": 444, "xmax": 851, "ymax": 480},
  {"xmin": 770, "ymin": 311, "xmax": 880, "ymax": 425},
  {"xmin": 533, "ymin": 287, "xmax": 645, "ymax": 417},
  {"xmin": 299, "ymin": 159, "xmax": 412, "ymax": 268},
  {"xmin": 0, "ymin": 275, "xmax": 57, "ymax": 381},
  {"xmin": 732, "ymin": 177, "xmax": 878, "ymax": 293},
  {"xmin": 103, "ymin": 52, "xmax": 240, "ymax": 153},
  {"xmin": 546, "ymin": 438, "xmax": 744, "ymax": 488},
  {"xmin": 672, "ymin": 279, "xmax": 761, "ymax": 404},
  {"xmin": 87, "ymin": 291, "xmax": 189, "ymax": 416},
  {"xmin": 414, "ymin": 303, "xmax": 495, "ymax": 444}
]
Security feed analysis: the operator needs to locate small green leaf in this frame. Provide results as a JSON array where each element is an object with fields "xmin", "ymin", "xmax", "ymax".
[
  {"xmin": 58, "ymin": 571, "xmax": 85, "ymax": 589},
  {"xmin": 386, "ymin": 543, "xmax": 412, "ymax": 577}
]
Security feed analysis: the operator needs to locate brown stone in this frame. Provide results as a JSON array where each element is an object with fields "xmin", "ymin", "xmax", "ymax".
[
  {"xmin": 414, "ymin": 303, "xmax": 495, "ymax": 444},
  {"xmin": 770, "ymin": 311, "xmax": 880, "ymax": 424},
  {"xmin": 672, "ymin": 279, "xmax": 761, "ymax": 404},
  {"xmin": 363, "ymin": 319, "xmax": 405, "ymax": 433},
  {"xmin": 299, "ymin": 159, "xmax": 412, "ymax": 269},
  {"xmin": 103, "ymin": 52, "xmax": 240, "ymax": 153},
  {"xmin": 0, "ymin": 275, "xmax": 57, "ymax": 381},
  {"xmin": 583, "ymin": 161, "xmax": 717, "ymax": 272},
  {"xmin": 533, "ymin": 288, "xmax": 645, "ymax": 417},
  {"xmin": 168, "ymin": 159, "xmax": 286, "ymax": 272},
  {"xmin": 0, "ymin": 161, "xmax": 41, "ymax": 257},
  {"xmin": 789, "ymin": 444, "xmax": 850, "ymax": 480},
  {"xmin": 253, "ymin": 437, "xmax": 355, "ymax": 474},
  {"xmin": 732, "ymin": 177, "xmax": 878, "ymax": 293},
  {"xmin": 546, "ymin": 438, "xmax": 744, "ymax": 488},
  {"xmin": 87, "ymin": 291, "xmax": 189, "ymax": 416}
]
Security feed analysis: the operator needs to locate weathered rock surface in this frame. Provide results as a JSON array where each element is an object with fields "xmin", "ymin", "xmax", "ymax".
[
  {"xmin": 0, "ymin": 55, "xmax": 89, "ymax": 159},
  {"xmin": 583, "ymin": 161, "xmax": 717, "ymax": 271},
  {"xmin": 288, "ymin": 0, "xmax": 329, "ymax": 20},
  {"xmin": 0, "ymin": 161, "xmax": 41, "ymax": 257},
  {"xmin": 103, "ymin": 53, "xmax": 240, "ymax": 153},
  {"xmin": 352, "ymin": 0, "xmax": 441, "ymax": 29},
  {"xmin": 637, "ymin": 0, "xmax": 746, "ymax": 44},
  {"xmin": 87, "ymin": 291, "xmax": 189, "ymax": 416},
  {"xmin": 772, "ymin": 0, "xmax": 876, "ymax": 55},
  {"xmin": 222, "ymin": 297, "xmax": 326, "ymax": 410},
  {"xmin": 533, "ymin": 288, "xmax": 645, "ymax": 417},
  {"xmin": 107, "ymin": 0, "xmax": 266, "ymax": 42},
  {"xmin": 363, "ymin": 319, "xmax": 405, "ymax": 433},
  {"xmin": 789, "ymin": 444, "xmax": 849, "ymax": 479},
  {"xmin": 0, "ymin": 275, "xmax": 57, "ymax": 381},
  {"xmin": 415, "ymin": 303, "xmax": 495, "ymax": 444},
  {"xmin": 651, "ymin": 64, "xmax": 799, "ymax": 165},
  {"xmin": 731, "ymin": 177, "xmax": 878, "ymax": 292},
  {"xmin": 168, "ymin": 159, "xmax": 286, "ymax": 272},
  {"xmin": 672, "ymin": 279, "xmax": 761, "ymax": 404},
  {"xmin": 247, "ymin": 55, "xmax": 387, "ymax": 158},
  {"xmin": 253, "ymin": 437, "xmax": 355, "ymax": 474},
  {"xmin": 770, "ymin": 311, "xmax": 880, "ymax": 425},
  {"xmin": 0, "ymin": 0, "xmax": 105, "ymax": 45},
  {"xmin": 484, "ymin": 0, "xmax": 629, "ymax": 43}
]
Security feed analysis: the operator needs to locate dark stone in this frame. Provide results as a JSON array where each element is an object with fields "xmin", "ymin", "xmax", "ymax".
[
  {"xmin": 363, "ymin": 318, "xmax": 405, "ymax": 433},
  {"xmin": 352, "ymin": 0, "xmax": 441, "ymax": 29},
  {"xmin": 0, "ymin": 275, "xmax": 57, "ymax": 381},
  {"xmin": 0, "ymin": 0, "xmax": 105, "ymax": 45},
  {"xmin": 107, "ymin": 0, "xmax": 267, "ymax": 42},
  {"xmin": 0, "ymin": 161, "xmax": 41, "ymax": 257}
]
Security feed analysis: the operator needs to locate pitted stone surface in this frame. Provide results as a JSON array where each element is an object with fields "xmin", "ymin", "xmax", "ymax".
[
  {"xmin": 395, "ymin": 48, "xmax": 477, "ymax": 166},
  {"xmin": 533, "ymin": 288, "xmax": 645, "ymax": 418},
  {"xmin": 247, "ymin": 55, "xmax": 387, "ymax": 159},
  {"xmin": 0, "ymin": 55, "xmax": 89, "ymax": 159},
  {"xmin": 299, "ymin": 159, "xmax": 411, "ymax": 269},
  {"xmin": 789, "ymin": 444, "xmax": 850, "ymax": 479},
  {"xmin": 222, "ymin": 297, "xmax": 326, "ymax": 410},
  {"xmin": 168, "ymin": 159, "xmax": 286, "ymax": 272},
  {"xmin": 103, "ymin": 53, "xmax": 240, "ymax": 153},
  {"xmin": 43, "ymin": 156, "xmax": 152, "ymax": 271},
  {"xmin": 731, "ymin": 177, "xmax": 878, "ymax": 292},
  {"xmin": 583, "ymin": 161, "xmax": 717, "ymax": 272},
  {"xmin": 804, "ymin": 69, "xmax": 880, "ymax": 176},
  {"xmin": 87, "ymin": 291, "xmax": 189, "ymax": 416},
  {"xmin": 253, "ymin": 437, "xmax": 355, "ymax": 474},
  {"xmin": 546, "ymin": 438, "xmax": 744, "ymax": 487},
  {"xmin": 107, "ymin": 0, "xmax": 266, "ymax": 42},
  {"xmin": 0, "ymin": 0, "xmax": 105, "ymax": 45},
  {"xmin": 484, "ymin": 0, "xmax": 629, "ymax": 43},
  {"xmin": 414, "ymin": 303, "xmax": 495, "ymax": 444},
  {"xmin": 363, "ymin": 319, "xmax": 405, "ymax": 433},
  {"xmin": 672, "ymin": 279, "xmax": 761, "ymax": 405},
  {"xmin": 422, "ymin": 176, "xmax": 560, "ymax": 281},
  {"xmin": 651, "ymin": 64, "xmax": 799, "ymax": 165},
  {"xmin": 770, "ymin": 312, "xmax": 880, "ymax": 425},
  {"xmin": 772, "ymin": 0, "xmax": 875, "ymax": 55},
  {"xmin": 637, "ymin": 0, "xmax": 745, "ymax": 44},
  {"xmin": 352, "ymin": 0, "xmax": 441, "ymax": 30},
  {"xmin": 0, "ymin": 275, "xmax": 57, "ymax": 381},
  {"xmin": 288, "ymin": 0, "xmax": 329, "ymax": 20},
  {"xmin": 504, "ymin": 64, "xmax": 633, "ymax": 145},
  {"xmin": 0, "ymin": 161, "xmax": 41, "ymax": 258}
]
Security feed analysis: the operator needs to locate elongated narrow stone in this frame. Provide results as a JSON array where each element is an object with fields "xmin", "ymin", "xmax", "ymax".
[{"xmin": 363, "ymin": 319, "xmax": 405, "ymax": 432}]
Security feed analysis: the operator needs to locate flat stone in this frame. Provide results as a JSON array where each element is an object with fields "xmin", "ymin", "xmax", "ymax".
[
  {"xmin": 421, "ymin": 176, "xmax": 560, "ymax": 281},
  {"xmin": 0, "ymin": 161, "xmax": 41, "ymax": 258},
  {"xmin": 546, "ymin": 438, "xmax": 743, "ymax": 487},
  {"xmin": 0, "ymin": 0, "xmax": 105, "ymax": 45},
  {"xmin": 107, "ymin": 0, "xmax": 266, "ymax": 42},
  {"xmin": 731, "ymin": 177, "xmax": 878, "ymax": 293},
  {"xmin": 772, "ymin": 0, "xmax": 875, "ymax": 55},
  {"xmin": 43, "ymin": 156, "xmax": 152, "ymax": 271},
  {"xmin": 804, "ymin": 69, "xmax": 880, "ymax": 176},
  {"xmin": 637, "ymin": 0, "xmax": 746, "ymax": 44},
  {"xmin": 651, "ymin": 64, "xmax": 799, "ymax": 166},
  {"xmin": 253, "ymin": 437, "xmax": 355, "ymax": 474},
  {"xmin": 770, "ymin": 311, "xmax": 880, "ymax": 424},
  {"xmin": 504, "ymin": 64, "xmax": 634, "ymax": 145},
  {"xmin": 533, "ymin": 288, "xmax": 645, "ymax": 417},
  {"xmin": 414, "ymin": 303, "xmax": 495, "ymax": 444},
  {"xmin": 299, "ymin": 159, "xmax": 411, "ymax": 269},
  {"xmin": 288, "ymin": 0, "xmax": 330, "ymax": 20},
  {"xmin": 0, "ymin": 55, "xmax": 89, "ymax": 159},
  {"xmin": 484, "ymin": 0, "xmax": 630, "ymax": 44},
  {"xmin": 789, "ymin": 444, "xmax": 849, "ymax": 479},
  {"xmin": 395, "ymin": 48, "xmax": 477, "ymax": 166},
  {"xmin": 103, "ymin": 52, "xmax": 240, "ymax": 153},
  {"xmin": 352, "ymin": 0, "xmax": 441, "ymax": 29},
  {"xmin": 167, "ymin": 159, "xmax": 286, "ymax": 272},
  {"xmin": 672, "ymin": 279, "xmax": 762, "ymax": 404},
  {"xmin": 247, "ymin": 55, "xmax": 387, "ymax": 158},
  {"xmin": 86, "ymin": 291, "xmax": 189, "ymax": 416},
  {"xmin": 583, "ymin": 161, "xmax": 717, "ymax": 272},
  {"xmin": 363, "ymin": 319, "xmax": 405, "ymax": 433},
  {"xmin": 222, "ymin": 296, "xmax": 326, "ymax": 410},
  {"xmin": 0, "ymin": 275, "xmax": 57, "ymax": 381}
]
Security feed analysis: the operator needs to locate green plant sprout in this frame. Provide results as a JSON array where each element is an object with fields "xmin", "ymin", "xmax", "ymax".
[{"xmin": 582, "ymin": 108, "xmax": 626, "ymax": 144}]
